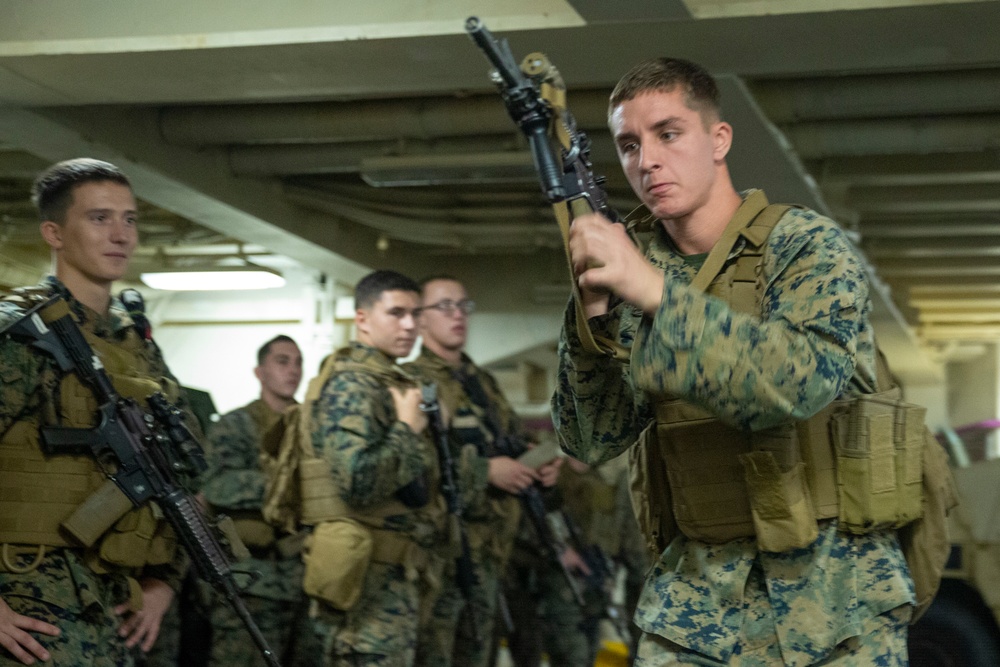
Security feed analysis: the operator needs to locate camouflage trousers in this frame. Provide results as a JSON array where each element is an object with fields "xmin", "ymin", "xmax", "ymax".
[
  {"xmin": 415, "ymin": 556, "xmax": 500, "ymax": 667},
  {"xmin": 0, "ymin": 548, "xmax": 133, "ymax": 667},
  {"xmin": 315, "ymin": 562, "xmax": 429, "ymax": 667},
  {"xmin": 634, "ymin": 601, "xmax": 912, "ymax": 666},
  {"xmin": 209, "ymin": 592, "xmax": 324, "ymax": 667},
  {"xmin": 502, "ymin": 558, "xmax": 590, "ymax": 667}
]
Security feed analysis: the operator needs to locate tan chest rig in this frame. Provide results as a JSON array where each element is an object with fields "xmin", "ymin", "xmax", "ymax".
[
  {"xmin": 406, "ymin": 352, "xmax": 523, "ymax": 565},
  {"xmin": 263, "ymin": 346, "xmax": 446, "ymax": 567},
  {"xmin": 624, "ymin": 196, "xmax": 926, "ymax": 556},
  {"xmin": 0, "ymin": 291, "xmax": 180, "ymax": 573}
]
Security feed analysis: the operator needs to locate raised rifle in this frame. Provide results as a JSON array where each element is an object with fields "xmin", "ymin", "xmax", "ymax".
[
  {"xmin": 1, "ymin": 295, "xmax": 282, "ymax": 667},
  {"xmin": 420, "ymin": 383, "xmax": 481, "ymax": 641},
  {"xmin": 466, "ymin": 16, "xmax": 627, "ymax": 360},
  {"xmin": 465, "ymin": 16, "xmax": 619, "ymax": 221}
]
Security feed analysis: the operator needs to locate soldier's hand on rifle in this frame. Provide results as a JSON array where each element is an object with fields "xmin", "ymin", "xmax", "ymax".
[
  {"xmin": 488, "ymin": 456, "xmax": 540, "ymax": 494},
  {"xmin": 114, "ymin": 578, "xmax": 174, "ymax": 653},
  {"xmin": 0, "ymin": 595, "xmax": 59, "ymax": 665},
  {"xmin": 570, "ymin": 212, "xmax": 664, "ymax": 317},
  {"xmin": 560, "ymin": 546, "xmax": 593, "ymax": 577},
  {"xmin": 390, "ymin": 385, "xmax": 429, "ymax": 434},
  {"xmin": 537, "ymin": 456, "xmax": 564, "ymax": 487}
]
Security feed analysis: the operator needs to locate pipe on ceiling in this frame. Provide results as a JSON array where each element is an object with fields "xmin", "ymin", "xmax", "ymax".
[{"xmin": 160, "ymin": 90, "xmax": 613, "ymax": 146}]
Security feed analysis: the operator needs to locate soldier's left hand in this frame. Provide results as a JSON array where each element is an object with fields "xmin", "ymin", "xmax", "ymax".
[
  {"xmin": 569, "ymin": 213, "xmax": 665, "ymax": 315},
  {"xmin": 536, "ymin": 456, "xmax": 564, "ymax": 487},
  {"xmin": 114, "ymin": 577, "xmax": 175, "ymax": 652},
  {"xmin": 560, "ymin": 546, "xmax": 593, "ymax": 577}
]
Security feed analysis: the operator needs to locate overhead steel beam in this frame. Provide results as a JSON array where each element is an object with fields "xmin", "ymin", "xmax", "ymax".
[
  {"xmin": 159, "ymin": 92, "xmax": 612, "ymax": 146},
  {"xmin": 786, "ymin": 115, "xmax": 1000, "ymax": 159},
  {"xmin": 860, "ymin": 217, "xmax": 1000, "ymax": 238},
  {"xmin": 753, "ymin": 69, "xmax": 1000, "ymax": 124},
  {"xmin": 816, "ymin": 151, "xmax": 1000, "ymax": 187},
  {"xmin": 849, "ymin": 183, "xmax": 1000, "ymax": 215},
  {"xmin": 862, "ymin": 236, "xmax": 1000, "ymax": 258}
]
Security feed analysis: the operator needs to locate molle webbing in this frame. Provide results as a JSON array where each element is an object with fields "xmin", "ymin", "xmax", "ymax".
[
  {"xmin": 0, "ymin": 293, "xmax": 169, "ymax": 560},
  {"xmin": 267, "ymin": 346, "xmax": 432, "ymax": 567},
  {"xmin": 0, "ymin": 419, "xmax": 105, "ymax": 546},
  {"xmin": 640, "ymin": 196, "xmax": 926, "ymax": 551}
]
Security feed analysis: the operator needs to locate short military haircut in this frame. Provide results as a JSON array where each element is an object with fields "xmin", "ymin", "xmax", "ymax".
[
  {"xmin": 257, "ymin": 334, "xmax": 298, "ymax": 366},
  {"xmin": 418, "ymin": 274, "xmax": 462, "ymax": 294},
  {"xmin": 609, "ymin": 57, "xmax": 721, "ymax": 126},
  {"xmin": 31, "ymin": 158, "xmax": 133, "ymax": 224},
  {"xmin": 354, "ymin": 270, "xmax": 420, "ymax": 310}
]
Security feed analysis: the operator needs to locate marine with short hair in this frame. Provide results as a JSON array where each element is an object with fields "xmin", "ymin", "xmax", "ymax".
[
  {"xmin": 201, "ymin": 334, "xmax": 322, "ymax": 667},
  {"xmin": 405, "ymin": 275, "xmax": 569, "ymax": 667},
  {"xmin": 304, "ymin": 270, "xmax": 447, "ymax": 667},
  {"xmin": 0, "ymin": 158, "xmax": 196, "ymax": 666},
  {"xmin": 553, "ymin": 58, "xmax": 918, "ymax": 665}
]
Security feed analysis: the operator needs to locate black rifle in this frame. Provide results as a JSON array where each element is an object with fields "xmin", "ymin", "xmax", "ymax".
[
  {"xmin": 561, "ymin": 511, "xmax": 633, "ymax": 646},
  {"xmin": 495, "ymin": 436, "xmax": 585, "ymax": 607},
  {"xmin": 466, "ymin": 16, "xmax": 620, "ymax": 222},
  {"xmin": 450, "ymin": 366, "xmax": 586, "ymax": 608},
  {"xmin": 419, "ymin": 383, "xmax": 481, "ymax": 641},
  {"xmin": 1, "ymin": 295, "xmax": 281, "ymax": 667}
]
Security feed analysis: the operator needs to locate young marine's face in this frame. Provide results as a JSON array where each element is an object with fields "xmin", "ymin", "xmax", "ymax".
[
  {"xmin": 42, "ymin": 180, "xmax": 139, "ymax": 287},
  {"xmin": 255, "ymin": 340, "xmax": 303, "ymax": 403},
  {"xmin": 356, "ymin": 289, "xmax": 420, "ymax": 359},
  {"xmin": 611, "ymin": 88, "xmax": 731, "ymax": 222},
  {"xmin": 418, "ymin": 279, "xmax": 470, "ymax": 355}
]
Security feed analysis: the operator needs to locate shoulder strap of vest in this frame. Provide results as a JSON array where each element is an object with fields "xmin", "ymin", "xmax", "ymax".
[{"xmin": 690, "ymin": 193, "xmax": 793, "ymax": 293}]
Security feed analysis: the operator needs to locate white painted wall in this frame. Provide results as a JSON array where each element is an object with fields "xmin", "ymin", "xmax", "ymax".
[
  {"xmin": 135, "ymin": 269, "xmax": 563, "ymax": 417},
  {"xmin": 140, "ymin": 266, "xmax": 350, "ymax": 415}
]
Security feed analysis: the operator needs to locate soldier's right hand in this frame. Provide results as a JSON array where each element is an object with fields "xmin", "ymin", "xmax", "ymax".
[
  {"xmin": 390, "ymin": 386, "xmax": 428, "ymax": 434},
  {"xmin": 487, "ymin": 456, "xmax": 540, "ymax": 494},
  {"xmin": 0, "ymin": 595, "xmax": 60, "ymax": 665}
]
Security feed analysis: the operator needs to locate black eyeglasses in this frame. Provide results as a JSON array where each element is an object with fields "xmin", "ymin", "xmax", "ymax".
[{"xmin": 419, "ymin": 299, "xmax": 476, "ymax": 316}]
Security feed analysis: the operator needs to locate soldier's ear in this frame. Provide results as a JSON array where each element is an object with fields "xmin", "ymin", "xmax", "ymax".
[
  {"xmin": 355, "ymin": 308, "xmax": 369, "ymax": 336},
  {"xmin": 40, "ymin": 220, "xmax": 64, "ymax": 250}
]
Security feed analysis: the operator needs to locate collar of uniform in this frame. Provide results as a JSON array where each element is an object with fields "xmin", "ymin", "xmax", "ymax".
[
  {"xmin": 646, "ymin": 189, "xmax": 769, "ymax": 264},
  {"xmin": 417, "ymin": 345, "xmax": 472, "ymax": 373},
  {"xmin": 341, "ymin": 340, "xmax": 415, "ymax": 383},
  {"xmin": 39, "ymin": 275, "xmax": 132, "ymax": 337}
]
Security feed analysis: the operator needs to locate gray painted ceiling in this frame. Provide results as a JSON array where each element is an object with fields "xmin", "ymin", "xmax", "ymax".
[{"xmin": 2, "ymin": 0, "xmax": 1000, "ymax": 383}]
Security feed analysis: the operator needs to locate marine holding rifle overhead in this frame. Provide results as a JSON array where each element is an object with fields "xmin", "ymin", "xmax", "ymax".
[
  {"xmin": 552, "ymin": 56, "xmax": 956, "ymax": 666},
  {"xmin": 0, "ymin": 158, "xmax": 199, "ymax": 666}
]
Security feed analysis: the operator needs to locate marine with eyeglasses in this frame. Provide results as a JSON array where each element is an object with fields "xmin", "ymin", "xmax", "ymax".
[{"xmin": 404, "ymin": 275, "xmax": 564, "ymax": 667}]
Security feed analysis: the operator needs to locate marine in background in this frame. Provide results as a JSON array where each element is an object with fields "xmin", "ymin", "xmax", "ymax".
[
  {"xmin": 201, "ymin": 335, "xmax": 322, "ymax": 666},
  {"xmin": 404, "ymin": 275, "xmax": 563, "ymax": 667},
  {"xmin": 304, "ymin": 270, "xmax": 447, "ymax": 667}
]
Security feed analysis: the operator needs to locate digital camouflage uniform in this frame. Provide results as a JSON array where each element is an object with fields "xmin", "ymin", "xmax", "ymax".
[
  {"xmin": 552, "ymin": 191, "xmax": 915, "ymax": 666},
  {"xmin": 0, "ymin": 277, "xmax": 190, "ymax": 667},
  {"xmin": 404, "ymin": 347, "xmax": 517, "ymax": 667},
  {"xmin": 202, "ymin": 399, "xmax": 322, "ymax": 667},
  {"xmin": 310, "ymin": 342, "xmax": 445, "ymax": 667}
]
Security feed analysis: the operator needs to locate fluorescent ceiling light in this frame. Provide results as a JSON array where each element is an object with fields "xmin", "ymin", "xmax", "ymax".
[{"xmin": 140, "ymin": 266, "xmax": 285, "ymax": 291}]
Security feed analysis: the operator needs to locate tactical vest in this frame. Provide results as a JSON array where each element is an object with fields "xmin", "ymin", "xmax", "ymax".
[
  {"xmin": 263, "ymin": 344, "xmax": 446, "ymax": 570},
  {"xmin": 0, "ymin": 289, "xmax": 179, "ymax": 572},
  {"xmin": 624, "ymin": 195, "xmax": 926, "ymax": 555},
  {"xmin": 405, "ymin": 350, "xmax": 523, "ymax": 565}
]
